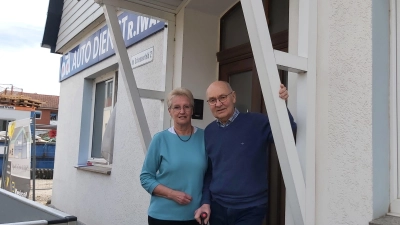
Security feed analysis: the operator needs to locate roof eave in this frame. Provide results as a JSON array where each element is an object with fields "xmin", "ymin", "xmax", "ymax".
[{"xmin": 41, "ymin": 0, "xmax": 64, "ymax": 54}]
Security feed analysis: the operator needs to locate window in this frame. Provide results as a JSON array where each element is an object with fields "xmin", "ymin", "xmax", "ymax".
[
  {"xmin": 50, "ymin": 113, "xmax": 58, "ymax": 121},
  {"xmin": 220, "ymin": 3, "xmax": 249, "ymax": 51},
  {"xmin": 90, "ymin": 72, "xmax": 118, "ymax": 159},
  {"xmin": 35, "ymin": 111, "xmax": 41, "ymax": 119}
]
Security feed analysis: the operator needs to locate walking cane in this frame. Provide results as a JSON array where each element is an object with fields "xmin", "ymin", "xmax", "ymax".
[{"xmin": 200, "ymin": 212, "xmax": 208, "ymax": 225}]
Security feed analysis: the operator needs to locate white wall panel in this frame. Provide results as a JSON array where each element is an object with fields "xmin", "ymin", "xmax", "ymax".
[
  {"xmin": 56, "ymin": 0, "xmax": 103, "ymax": 52},
  {"xmin": 52, "ymin": 31, "xmax": 165, "ymax": 225}
]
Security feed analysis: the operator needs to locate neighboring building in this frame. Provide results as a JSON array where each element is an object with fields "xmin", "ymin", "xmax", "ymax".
[
  {"xmin": 41, "ymin": 0, "xmax": 396, "ymax": 225},
  {"xmin": 0, "ymin": 86, "xmax": 59, "ymax": 129},
  {"xmin": 0, "ymin": 86, "xmax": 41, "ymax": 131},
  {"xmin": 23, "ymin": 93, "xmax": 59, "ymax": 126},
  {"xmin": 0, "ymin": 107, "xmax": 30, "ymax": 132}
]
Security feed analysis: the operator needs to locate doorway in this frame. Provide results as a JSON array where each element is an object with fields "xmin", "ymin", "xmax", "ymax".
[{"xmin": 217, "ymin": 1, "xmax": 289, "ymax": 224}]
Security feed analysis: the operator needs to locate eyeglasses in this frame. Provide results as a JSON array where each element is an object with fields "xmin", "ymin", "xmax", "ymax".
[
  {"xmin": 170, "ymin": 105, "xmax": 192, "ymax": 112},
  {"xmin": 207, "ymin": 91, "xmax": 233, "ymax": 106}
]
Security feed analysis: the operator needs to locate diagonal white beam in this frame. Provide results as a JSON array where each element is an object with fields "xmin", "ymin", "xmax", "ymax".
[
  {"xmin": 241, "ymin": 0, "xmax": 306, "ymax": 224},
  {"xmin": 274, "ymin": 50, "xmax": 308, "ymax": 73},
  {"xmin": 95, "ymin": 0, "xmax": 175, "ymax": 22},
  {"xmin": 103, "ymin": 4, "xmax": 152, "ymax": 153}
]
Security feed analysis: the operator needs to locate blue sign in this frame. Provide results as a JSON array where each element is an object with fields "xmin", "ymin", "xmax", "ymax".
[{"xmin": 59, "ymin": 12, "xmax": 165, "ymax": 81}]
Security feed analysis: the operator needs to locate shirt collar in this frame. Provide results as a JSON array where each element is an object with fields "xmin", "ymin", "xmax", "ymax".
[{"xmin": 216, "ymin": 108, "xmax": 240, "ymax": 127}]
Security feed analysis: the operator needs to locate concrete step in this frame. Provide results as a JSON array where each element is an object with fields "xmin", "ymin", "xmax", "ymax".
[{"xmin": 370, "ymin": 215, "xmax": 400, "ymax": 225}]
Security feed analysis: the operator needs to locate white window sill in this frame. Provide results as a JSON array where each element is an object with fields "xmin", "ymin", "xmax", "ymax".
[
  {"xmin": 75, "ymin": 164, "xmax": 112, "ymax": 175},
  {"xmin": 88, "ymin": 158, "xmax": 109, "ymax": 165}
]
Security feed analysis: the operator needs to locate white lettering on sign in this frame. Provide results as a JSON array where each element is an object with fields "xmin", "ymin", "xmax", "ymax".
[
  {"xmin": 131, "ymin": 47, "xmax": 154, "ymax": 69},
  {"xmin": 93, "ymin": 36, "xmax": 100, "ymax": 59},
  {"xmin": 0, "ymin": 105, "xmax": 15, "ymax": 110},
  {"xmin": 15, "ymin": 189, "xmax": 28, "ymax": 198},
  {"xmin": 59, "ymin": 12, "xmax": 164, "ymax": 81}
]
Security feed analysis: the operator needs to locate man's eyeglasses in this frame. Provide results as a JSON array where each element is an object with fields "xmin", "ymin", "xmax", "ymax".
[
  {"xmin": 170, "ymin": 105, "xmax": 192, "ymax": 112},
  {"xmin": 207, "ymin": 92, "xmax": 233, "ymax": 106}
]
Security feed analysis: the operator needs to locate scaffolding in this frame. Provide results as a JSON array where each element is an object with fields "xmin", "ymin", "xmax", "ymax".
[{"xmin": 0, "ymin": 84, "xmax": 43, "ymax": 109}]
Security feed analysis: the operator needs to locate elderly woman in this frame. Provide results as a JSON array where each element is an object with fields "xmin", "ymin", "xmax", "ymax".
[{"xmin": 140, "ymin": 87, "xmax": 207, "ymax": 225}]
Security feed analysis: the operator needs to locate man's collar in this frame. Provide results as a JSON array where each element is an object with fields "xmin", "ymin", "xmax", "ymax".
[{"xmin": 216, "ymin": 108, "xmax": 240, "ymax": 126}]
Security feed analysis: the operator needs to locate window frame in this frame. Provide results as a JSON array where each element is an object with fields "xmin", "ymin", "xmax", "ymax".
[
  {"xmin": 35, "ymin": 111, "xmax": 42, "ymax": 119},
  {"xmin": 389, "ymin": 0, "xmax": 400, "ymax": 216},
  {"xmin": 104, "ymin": 79, "xmax": 115, "ymax": 109},
  {"xmin": 88, "ymin": 71, "xmax": 118, "ymax": 164},
  {"xmin": 50, "ymin": 112, "xmax": 58, "ymax": 121}
]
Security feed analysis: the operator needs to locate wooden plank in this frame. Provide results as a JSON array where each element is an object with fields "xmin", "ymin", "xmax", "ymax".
[
  {"xmin": 60, "ymin": 1, "xmax": 97, "ymax": 33},
  {"xmin": 61, "ymin": 0, "xmax": 86, "ymax": 25},
  {"xmin": 62, "ymin": 0, "xmax": 74, "ymax": 18},
  {"xmin": 57, "ymin": 3, "xmax": 101, "ymax": 47}
]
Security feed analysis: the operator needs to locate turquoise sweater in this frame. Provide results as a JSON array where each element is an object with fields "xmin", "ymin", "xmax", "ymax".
[{"xmin": 140, "ymin": 128, "xmax": 207, "ymax": 221}]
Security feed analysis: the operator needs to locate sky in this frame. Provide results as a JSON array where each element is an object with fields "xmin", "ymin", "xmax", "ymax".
[{"xmin": 0, "ymin": 0, "xmax": 61, "ymax": 96}]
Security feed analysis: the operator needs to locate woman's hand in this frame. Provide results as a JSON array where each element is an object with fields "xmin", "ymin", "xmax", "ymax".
[
  {"xmin": 168, "ymin": 190, "xmax": 192, "ymax": 205},
  {"xmin": 152, "ymin": 184, "xmax": 191, "ymax": 204}
]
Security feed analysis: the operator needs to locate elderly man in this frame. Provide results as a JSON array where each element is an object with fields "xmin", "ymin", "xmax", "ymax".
[{"xmin": 195, "ymin": 81, "xmax": 296, "ymax": 225}]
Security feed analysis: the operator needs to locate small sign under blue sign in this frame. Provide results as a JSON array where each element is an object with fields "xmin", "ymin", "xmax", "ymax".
[{"xmin": 59, "ymin": 12, "xmax": 165, "ymax": 82}]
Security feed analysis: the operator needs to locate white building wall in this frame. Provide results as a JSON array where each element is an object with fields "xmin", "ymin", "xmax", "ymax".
[
  {"xmin": 52, "ymin": 23, "xmax": 165, "ymax": 224},
  {"xmin": 49, "ymin": 1, "xmax": 390, "ymax": 224},
  {"xmin": 175, "ymin": 7, "xmax": 220, "ymax": 128},
  {"xmin": 0, "ymin": 109, "xmax": 30, "ymax": 121},
  {"xmin": 315, "ymin": 0, "xmax": 373, "ymax": 224}
]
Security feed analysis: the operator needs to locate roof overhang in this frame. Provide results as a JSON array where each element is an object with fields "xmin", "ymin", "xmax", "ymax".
[
  {"xmin": 93, "ymin": 0, "xmax": 188, "ymax": 21},
  {"xmin": 93, "ymin": 0, "xmax": 241, "ymax": 20},
  {"xmin": 41, "ymin": 0, "xmax": 64, "ymax": 53}
]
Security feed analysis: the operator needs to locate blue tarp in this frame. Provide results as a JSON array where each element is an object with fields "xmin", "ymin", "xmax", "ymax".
[{"xmin": 0, "ymin": 143, "xmax": 56, "ymax": 177}]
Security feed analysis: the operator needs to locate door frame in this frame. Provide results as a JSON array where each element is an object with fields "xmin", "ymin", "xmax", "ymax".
[{"xmin": 217, "ymin": 29, "xmax": 289, "ymax": 225}]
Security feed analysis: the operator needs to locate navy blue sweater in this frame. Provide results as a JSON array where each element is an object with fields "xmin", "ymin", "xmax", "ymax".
[{"xmin": 201, "ymin": 112, "xmax": 296, "ymax": 209}]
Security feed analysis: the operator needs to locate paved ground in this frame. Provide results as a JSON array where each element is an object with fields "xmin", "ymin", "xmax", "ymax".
[
  {"xmin": 29, "ymin": 179, "xmax": 53, "ymax": 205},
  {"xmin": 0, "ymin": 178, "xmax": 52, "ymax": 205}
]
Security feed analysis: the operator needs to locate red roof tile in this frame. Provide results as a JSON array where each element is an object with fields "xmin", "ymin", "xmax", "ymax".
[{"xmin": 22, "ymin": 93, "xmax": 59, "ymax": 109}]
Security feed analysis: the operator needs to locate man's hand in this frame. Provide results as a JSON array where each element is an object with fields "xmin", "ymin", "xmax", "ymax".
[
  {"xmin": 168, "ymin": 190, "xmax": 192, "ymax": 205},
  {"xmin": 194, "ymin": 204, "xmax": 211, "ymax": 224},
  {"xmin": 279, "ymin": 84, "xmax": 289, "ymax": 100}
]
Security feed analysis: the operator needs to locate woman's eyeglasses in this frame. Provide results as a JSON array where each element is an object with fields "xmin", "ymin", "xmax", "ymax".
[{"xmin": 170, "ymin": 105, "xmax": 192, "ymax": 112}]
